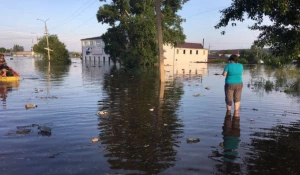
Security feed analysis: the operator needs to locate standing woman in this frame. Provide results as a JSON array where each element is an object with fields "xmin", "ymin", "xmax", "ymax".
[{"xmin": 222, "ymin": 54, "xmax": 244, "ymax": 117}]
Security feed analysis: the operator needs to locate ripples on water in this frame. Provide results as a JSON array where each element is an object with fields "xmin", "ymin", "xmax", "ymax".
[{"xmin": 0, "ymin": 57, "xmax": 299, "ymax": 175}]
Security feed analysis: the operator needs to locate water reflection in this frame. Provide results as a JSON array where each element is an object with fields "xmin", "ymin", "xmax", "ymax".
[
  {"xmin": 221, "ymin": 112, "xmax": 240, "ymax": 163},
  {"xmin": 246, "ymin": 120, "xmax": 300, "ymax": 174},
  {"xmin": 97, "ymin": 69, "xmax": 184, "ymax": 174},
  {"xmin": 34, "ymin": 59, "xmax": 70, "ymax": 80},
  {"xmin": 165, "ymin": 63, "xmax": 207, "ymax": 81},
  {"xmin": 0, "ymin": 81, "xmax": 19, "ymax": 109},
  {"xmin": 210, "ymin": 112, "xmax": 242, "ymax": 174}
]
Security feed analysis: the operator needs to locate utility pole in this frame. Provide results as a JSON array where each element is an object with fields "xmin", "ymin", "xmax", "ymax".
[
  {"xmin": 37, "ymin": 18, "xmax": 52, "ymax": 61},
  {"xmin": 155, "ymin": 0, "xmax": 165, "ymax": 83}
]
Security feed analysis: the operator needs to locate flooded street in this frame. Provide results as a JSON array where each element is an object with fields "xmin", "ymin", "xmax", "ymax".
[{"xmin": 1, "ymin": 57, "xmax": 300, "ymax": 175}]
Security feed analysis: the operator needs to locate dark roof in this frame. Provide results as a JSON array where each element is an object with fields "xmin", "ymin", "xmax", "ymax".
[
  {"xmin": 216, "ymin": 50, "xmax": 240, "ymax": 55},
  {"xmin": 81, "ymin": 36, "xmax": 102, "ymax": 41},
  {"xmin": 208, "ymin": 54, "xmax": 228, "ymax": 60},
  {"xmin": 176, "ymin": 42, "xmax": 203, "ymax": 49}
]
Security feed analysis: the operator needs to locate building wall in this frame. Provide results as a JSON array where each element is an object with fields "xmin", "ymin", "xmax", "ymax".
[
  {"xmin": 81, "ymin": 39, "xmax": 110, "ymax": 61},
  {"xmin": 163, "ymin": 44, "xmax": 208, "ymax": 75}
]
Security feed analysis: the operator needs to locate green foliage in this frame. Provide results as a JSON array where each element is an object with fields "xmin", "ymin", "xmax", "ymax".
[
  {"xmin": 264, "ymin": 80, "xmax": 274, "ymax": 92},
  {"xmin": 210, "ymin": 59, "xmax": 227, "ymax": 64},
  {"xmin": 33, "ymin": 35, "xmax": 70, "ymax": 64},
  {"xmin": 215, "ymin": 0, "xmax": 300, "ymax": 62},
  {"xmin": 12, "ymin": 44, "xmax": 24, "ymax": 52},
  {"xmin": 97, "ymin": 0, "xmax": 188, "ymax": 68},
  {"xmin": 239, "ymin": 44, "xmax": 270, "ymax": 64},
  {"xmin": 238, "ymin": 57, "xmax": 248, "ymax": 64},
  {"xmin": 0, "ymin": 47, "xmax": 6, "ymax": 53}
]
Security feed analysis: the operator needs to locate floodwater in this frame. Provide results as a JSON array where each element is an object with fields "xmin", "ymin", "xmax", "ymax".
[{"xmin": 1, "ymin": 57, "xmax": 300, "ymax": 175}]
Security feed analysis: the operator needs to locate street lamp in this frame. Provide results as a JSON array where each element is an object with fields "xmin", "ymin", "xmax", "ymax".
[{"xmin": 37, "ymin": 18, "xmax": 52, "ymax": 61}]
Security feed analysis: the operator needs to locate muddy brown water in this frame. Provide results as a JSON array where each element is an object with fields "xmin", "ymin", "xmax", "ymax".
[{"xmin": 0, "ymin": 57, "xmax": 300, "ymax": 175}]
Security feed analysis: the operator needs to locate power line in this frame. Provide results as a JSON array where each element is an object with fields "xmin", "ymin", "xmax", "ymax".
[
  {"xmin": 187, "ymin": 7, "xmax": 226, "ymax": 18},
  {"xmin": 50, "ymin": 0, "xmax": 93, "ymax": 29},
  {"xmin": 50, "ymin": 0, "xmax": 98, "ymax": 30},
  {"xmin": 67, "ymin": 16, "xmax": 96, "ymax": 33}
]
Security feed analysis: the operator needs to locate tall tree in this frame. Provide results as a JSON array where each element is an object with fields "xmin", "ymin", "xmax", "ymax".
[
  {"xmin": 12, "ymin": 44, "xmax": 24, "ymax": 52},
  {"xmin": 33, "ymin": 35, "xmax": 70, "ymax": 64},
  {"xmin": 97, "ymin": 0, "xmax": 188, "ymax": 68},
  {"xmin": 0, "ymin": 47, "xmax": 6, "ymax": 53},
  {"xmin": 215, "ymin": 0, "xmax": 300, "ymax": 63}
]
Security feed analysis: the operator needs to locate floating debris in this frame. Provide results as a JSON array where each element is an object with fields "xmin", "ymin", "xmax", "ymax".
[
  {"xmin": 214, "ymin": 73, "xmax": 221, "ymax": 75},
  {"xmin": 205, "ymin": 87, "xmax": 210, "ymax": 90},
  {"xmin": 39, "ymin": 96, "xmax": 58, "ymax": 99},
  {"xmin": 193, "ymin": 94, "xmax": 200, "ymax": 97},
  {"xmin": 252, "ymin": 108, "xmax": 258, "ymax": 111},
  {"xmin": 25, "ymin": 104, "xmax": 37, "ymax": 109},
  {"xmin": 92, "ymin": 138, "xmax": 99, "ymax": 143},
  {"xmin": 164, "ymin": 124, "xmax": 168, "ymax": 126},
  {"xmin": 38, "ymin": 125, "xmax": 52, "ymax": 134},
  {"xmin": 34, "ymin": 88, "xmax": 43, "ymax": 93},
  {"xmin": 149, "ymin": 108, "xmax": 154, "ymax": 112},
  {"xmin": 48, "ymin": 153, "xmax": 60, "ymax": 158},
  {"xmin": 186, "ymin": 138, "xmax": 200, "ymax": 143},
  {"xmin": 5, "ymin": 132, "xmax": 14, "ymax": 136},
  {"xmin": 97, "ymin": 111, "xmax": 109, "ymax": 116},
  {"xmin": 16, "ymin": 129, "xmax": 31, "ymax": 135},
  {"xmin": 248, "ymin": 119, "xmax": 255, "ymax": 122}
]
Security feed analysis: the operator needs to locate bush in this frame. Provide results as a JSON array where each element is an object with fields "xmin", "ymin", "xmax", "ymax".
[
  {"xmin": 210, "ymin": 59, "xmax": 227, "ymax": 64},
  {"xmin": 238, "ymin": 57, "xmax": 248, "ymax": 64}
]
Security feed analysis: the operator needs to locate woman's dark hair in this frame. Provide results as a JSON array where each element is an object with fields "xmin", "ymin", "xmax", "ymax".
[{"xmin": 229, "ymin": 54, "xmax": 239, "ymax": 63}]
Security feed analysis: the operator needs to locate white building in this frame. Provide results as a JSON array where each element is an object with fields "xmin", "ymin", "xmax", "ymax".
[
  {"xmin": 163, "ymin": 42, "xmax": 208, "ymax": 75},
  {"xmin": 81, "ymin": 36, "xmax": 110, "ymax": 61}
]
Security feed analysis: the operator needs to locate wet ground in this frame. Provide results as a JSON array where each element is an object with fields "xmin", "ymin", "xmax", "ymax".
[{"xmin": 0, "ymin": 57, "xmax": 300, "ymax": 175}]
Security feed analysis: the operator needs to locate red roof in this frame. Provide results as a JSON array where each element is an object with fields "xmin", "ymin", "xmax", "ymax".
[
  {"xmin": 81, "ymin": 36, "xmax": 102, "ymax": 41},
  {"xmin": 176, "ymin": 42, "xmax": 203, "ymax": 49}
]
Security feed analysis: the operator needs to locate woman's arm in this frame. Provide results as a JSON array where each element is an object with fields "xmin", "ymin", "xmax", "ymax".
[{"xmin": 222, "ymin": 71, "xmax": 227, "ymax": 76}]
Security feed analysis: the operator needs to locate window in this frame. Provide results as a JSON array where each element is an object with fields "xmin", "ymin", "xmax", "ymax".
[
  {"xmin": 176, "ymin": 59, "xmax": 177, "ymax": 61},
  {"xmin": 196, "ymin": 50, "xmax": 198, "ymax": 55},
  {"xmin": 203, "ymin": 50, "xmax": 205, "ymax": 55},
  {"xmin": 183, "ymin": 50, "xmax": 186, "ymax": 54},
  {"xmin": 96, "ymin": 41, "xmax": 101, "ymax": 45},
  {"xmin": 89, "ymin": 56, "xmax": 91, "ymax": 59},
  {"xmin": 190, "ymin": 50, "xmax": 192, "ymax": 54},
  {"xmin": 99, "ymin": 56, "xmax": 100, "ymax": 59},
  {"xmin": 84, "ymin": 41, "xmax": 88, "ymax": 46},
  {"xmin": 177, "ymin": 49, "xmax": 179, "ymax": 54},
  {"xmin": 103, "ymin": 56, "xmax": 106, "ymax": 61}
]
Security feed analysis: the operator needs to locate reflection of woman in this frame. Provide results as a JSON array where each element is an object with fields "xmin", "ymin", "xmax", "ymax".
[
  {"xmin": 0, "ymin": 84, "xmax": 8, "ymax": 108},
  {"xmin": 222, "ymin": 54, "xmax": 244, "ymax": 117},
  {"xmin": 220, "ymin": 111, "xmax": 240, "ymax": 163}
]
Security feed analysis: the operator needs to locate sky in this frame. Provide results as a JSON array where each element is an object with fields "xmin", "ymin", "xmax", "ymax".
[{"xmin": 0, "ymin": 0, "xmax": 264, "ymax": 52}]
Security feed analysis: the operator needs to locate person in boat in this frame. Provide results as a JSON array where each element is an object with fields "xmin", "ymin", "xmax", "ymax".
[{"xmin": 0, "ymin": 54, "xmax": 13, "ymax": 77}]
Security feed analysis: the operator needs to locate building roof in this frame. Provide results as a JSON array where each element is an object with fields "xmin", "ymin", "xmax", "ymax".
[
  {"xmin": 81, "ymin": 36, "xmax": 102, "ymax": 41},
  {"xmin": 216, "ymin": 50, "xmax": 240, "ymax": 55},
  {"xmin": 176, "ymin": 42, "xmax": 203, "ymax": 49}
]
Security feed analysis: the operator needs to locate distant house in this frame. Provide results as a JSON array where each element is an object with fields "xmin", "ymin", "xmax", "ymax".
[
  {"xmin": 80, "ymin": 36, "xmax": 110, "ymax": 61},
  {"xmin": 216, "ymin": 50, "xmax": 240, "ymax": 57},
  {"xmin": 163, "ymin": 42, "xmax": 208, "ymax": 75},
  {"xmin": 163, "ymin": 42, "xmax": 208, "ymax": 65}
]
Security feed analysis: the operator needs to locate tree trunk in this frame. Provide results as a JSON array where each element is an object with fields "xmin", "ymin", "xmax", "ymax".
[{"xmin": 155, "ymin": 0, "xmax": 165, "ymax": 83}]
